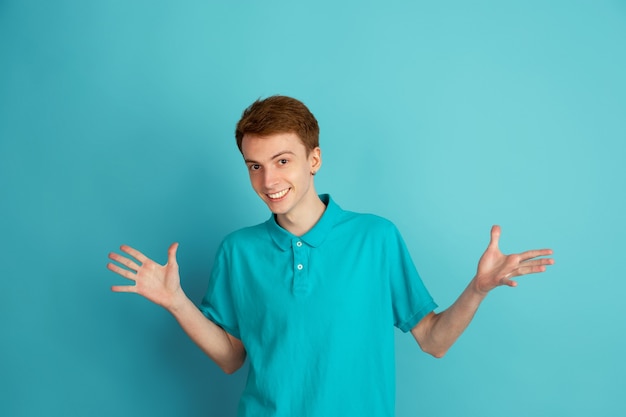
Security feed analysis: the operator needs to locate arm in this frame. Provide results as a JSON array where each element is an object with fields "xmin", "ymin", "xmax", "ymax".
[
  {"xmin": 107, "ymin": 243, "xmax": 246, "ymax": 374},
  {"xmin": 411, "ymin": 225, "xmax": 554, "ymax": 358}
]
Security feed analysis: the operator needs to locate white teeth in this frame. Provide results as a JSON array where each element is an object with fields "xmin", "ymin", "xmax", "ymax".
[{"xmin": 268, "ymin": 189, "xmax": 289, "ymax": 199}]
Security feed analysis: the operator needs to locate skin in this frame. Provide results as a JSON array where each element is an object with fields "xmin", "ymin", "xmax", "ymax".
[
  {"xmin": 241, "ymin": 132, "xmax": 325, "ymax": 236},
  {"xmin": 107, "ymin": 131, "xmax": 554, "ymax": 373},
  {"xmin": 108, "ymin": 243, "xmax": 246, "ymax": 374},
  {"xmin": 410, "ymin": 225, "xmax": 554, "ymax": 357}
]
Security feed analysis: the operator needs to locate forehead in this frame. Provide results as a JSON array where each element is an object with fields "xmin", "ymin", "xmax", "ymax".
[{"xmin": 241, "ymin": 132, "xmax": 307, "ymax": 160}]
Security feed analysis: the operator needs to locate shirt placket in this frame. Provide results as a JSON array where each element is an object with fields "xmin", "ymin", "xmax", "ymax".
[{"xmin": 291, "ymin": 237, "xmax": 310, "ymax": 296}]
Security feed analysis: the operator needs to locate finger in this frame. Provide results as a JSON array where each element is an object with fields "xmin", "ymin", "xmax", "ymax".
[
  {"xmin": 111, "ymin": 284, "xmax": 137, "ymax": 293},
  {"xmin": 108, "ymin": 252, "xmax": 141, "ymax": 272},
  {"xmin": 488, "ymin": 225, "xmax": 501, "ymax": 250},
  {"xmin": 120, "ymin": 245, "xmax": 149, "ymax": 264},
  {"xmin": 167, "ymin": 242, "xmax": 179, "ymax": 266},
  {"xmin": 500, "ymin": 275, "xmax": 518, "ymax": 288},
  {"xmin": 520, "ymin": 257, "xmax": 555, "ymax": 268},
  {"xmin": 518, "ymin": 249, "xmax": 554, "ymax": 262},
  {"xmin": 516, "ymin": 264, "xmax": 549, "ymax": 276},
  {"xmin": 106, "ymin": 262, "xmax": 137, "ymax": 281}
]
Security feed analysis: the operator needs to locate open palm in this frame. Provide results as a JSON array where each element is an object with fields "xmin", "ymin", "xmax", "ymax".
[
  {"xmin": 474, "ymin": 226, "xmax": 554, "ymax": 294},
  {"xmin": 107, "ymin": 243, "xmax": 182, "ymax": 309}
]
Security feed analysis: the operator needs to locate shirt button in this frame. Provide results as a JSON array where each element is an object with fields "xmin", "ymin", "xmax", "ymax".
[
  {"xmin": 296, "ymin": 241, "xmax": 302, "ymax": 247},
  {"xmin": 297, "ymin": 264, "xmax": 303, "ymax": 270}
]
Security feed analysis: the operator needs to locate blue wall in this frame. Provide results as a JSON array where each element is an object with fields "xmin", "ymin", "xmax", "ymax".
[{"xmin": 1, "ymin": 1, "xmax": 625, "ymax": 416}]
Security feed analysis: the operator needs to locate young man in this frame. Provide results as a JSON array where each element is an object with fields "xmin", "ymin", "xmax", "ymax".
[{"xmin": 107, "ymin": 96, "xmax": 554, "ymax": 417}]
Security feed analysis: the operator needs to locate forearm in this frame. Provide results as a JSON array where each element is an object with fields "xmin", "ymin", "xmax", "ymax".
[
  {"xmin": 412, "ymin": 278, "xmax": 487, "ymax": 358},
  {"xmin": 413, "ymin": 226, "xmax": 554, "ymax": 358},
  {"xmin": 168, "ymin": 293, "xmax": 246, "ymax": 374}
]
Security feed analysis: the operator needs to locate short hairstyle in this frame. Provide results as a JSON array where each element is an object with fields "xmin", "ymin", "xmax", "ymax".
[{"xmin": 235, "ymin": 95, "xmax": 320, "ymax": 154}]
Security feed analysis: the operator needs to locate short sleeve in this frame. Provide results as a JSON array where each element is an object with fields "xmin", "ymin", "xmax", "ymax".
[
  {"xmin": 199, "ymin": 241, "xmax": 241, "ymax": 339},
  {"xmin": 387, "ymin": 225, "xmax": 438, "ymax": 332}
]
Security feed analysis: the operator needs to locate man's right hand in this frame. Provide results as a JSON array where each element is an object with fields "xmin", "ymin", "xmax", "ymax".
[{"xmin": 108, "ymin": 243, "xmax": 184, "ymax": 311}]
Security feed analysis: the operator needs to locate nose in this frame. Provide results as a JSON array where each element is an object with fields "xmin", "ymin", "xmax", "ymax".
[{"xmin": 263, "ymin": 166, "xmax": 278, "ymax": 189}]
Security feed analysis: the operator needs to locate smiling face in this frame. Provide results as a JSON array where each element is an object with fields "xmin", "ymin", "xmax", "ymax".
[{"xmin": 242, "ymin": 132, "xmax": 322, "ymax": 225}]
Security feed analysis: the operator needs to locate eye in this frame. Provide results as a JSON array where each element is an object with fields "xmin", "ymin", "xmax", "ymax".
[
  {"xmin": 278, "ymin": 159, "xmax": 288, "ymax": 165},
  {"xmin": 249, "ymin": 164, "xmax": 261, "ymax": 171}
]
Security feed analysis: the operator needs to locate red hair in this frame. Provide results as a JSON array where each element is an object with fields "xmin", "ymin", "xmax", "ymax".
[{"xmin": 235, "ymin": 96, "xmax": 319, "ymax": 154}]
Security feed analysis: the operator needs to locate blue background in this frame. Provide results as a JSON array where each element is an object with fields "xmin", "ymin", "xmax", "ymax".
[{"xmin": 1, "ymin": 1, "xmax": 625, "ymax": 416}]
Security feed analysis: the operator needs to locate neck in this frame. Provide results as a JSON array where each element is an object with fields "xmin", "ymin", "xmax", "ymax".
[{"xmin": 276, "ymin": 193, "xmax": 326, "ymax": 236}]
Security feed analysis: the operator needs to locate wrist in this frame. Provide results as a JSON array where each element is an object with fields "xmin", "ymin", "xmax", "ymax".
[
  {"xmin": 166, "ymin": 289, "xmax": 190, "ymax": 315},
  {"xmin": 469, "ymin": 275, "xmax": 491, "ymax": 298}
]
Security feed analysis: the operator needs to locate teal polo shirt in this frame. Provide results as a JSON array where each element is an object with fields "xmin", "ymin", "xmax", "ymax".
[{"xmin": 201, "ymin": 194, "xmax": 437, "ymax": 417}]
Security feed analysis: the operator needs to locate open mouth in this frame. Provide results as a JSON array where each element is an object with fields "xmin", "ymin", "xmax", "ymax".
[{"xmin": 267, "ymin": 188, "xmax": 290, "ymax": 200}]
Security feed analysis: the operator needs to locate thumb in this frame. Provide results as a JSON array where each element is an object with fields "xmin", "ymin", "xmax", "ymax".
[
  {"xmin": 488, "ymin": 225, "xmax": 501, "ymax": 250},
  {"xmin": 167, "ymin": 242, "xmax": 179, "ymax": 266}
]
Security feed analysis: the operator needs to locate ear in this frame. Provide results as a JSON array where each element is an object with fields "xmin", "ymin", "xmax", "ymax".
[{"xmin": 309, "ymin": 147, "xmax": 322, "ymax": 173}]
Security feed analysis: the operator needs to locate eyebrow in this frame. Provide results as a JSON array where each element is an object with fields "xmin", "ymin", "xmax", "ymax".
[{"xmin": 244, "ymin": 151, "xmax": 296, "ymax": 164}]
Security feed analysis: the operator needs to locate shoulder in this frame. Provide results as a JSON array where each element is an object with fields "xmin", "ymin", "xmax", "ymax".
[
  {"xmin": 218, "ymin": 221, "xmax": 269, "ymax": 250},
  {"xmin": 335, "ymin": 207, "xmax": 400, "ymax": 238}
]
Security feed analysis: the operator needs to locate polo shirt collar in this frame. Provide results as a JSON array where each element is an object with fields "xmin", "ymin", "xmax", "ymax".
[{"xmin": 265, "ymin": 194, "xmax": 341, "ymax": 250}]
